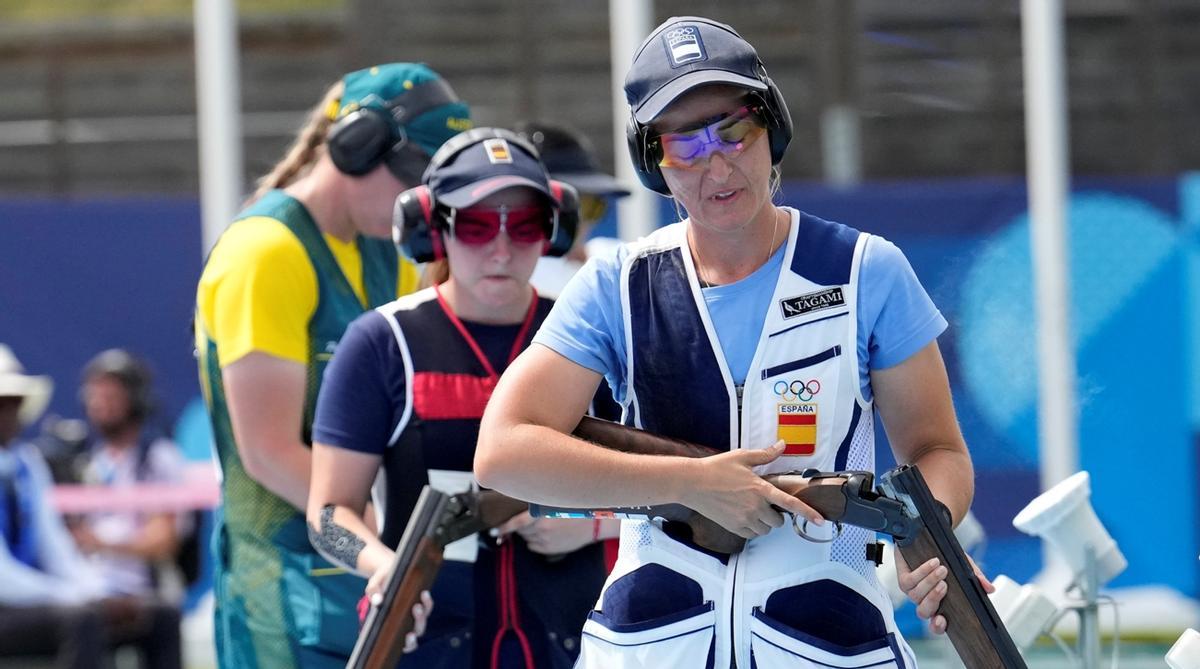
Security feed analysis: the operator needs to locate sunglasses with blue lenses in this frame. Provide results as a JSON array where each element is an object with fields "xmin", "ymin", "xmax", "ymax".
[{"xmin": 651, "ymin": 104, "xmax": 768, "ymax": 169}]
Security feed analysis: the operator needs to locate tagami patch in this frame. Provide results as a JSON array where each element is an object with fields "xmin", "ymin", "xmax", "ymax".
[{"xmin": 779, "ymin": 287, "xmax": 845, "ymax": 320}]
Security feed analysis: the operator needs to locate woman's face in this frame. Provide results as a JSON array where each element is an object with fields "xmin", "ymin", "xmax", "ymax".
[
  {"xmin": 444, "ymin": 186, "xmax": 547, "ymax": 308},
  {"xmin": 652, "ymin": 85, "xmax": 774, "ymax": 234}
]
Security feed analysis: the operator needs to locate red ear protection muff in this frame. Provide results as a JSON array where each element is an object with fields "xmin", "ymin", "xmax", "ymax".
[
  {"xmin": 392, "ymin": 128, "xmax": 580, "ymax": 262},
  {"xmin": 393, "ymin": 185, "xmax": 445, "ymax": 263}
]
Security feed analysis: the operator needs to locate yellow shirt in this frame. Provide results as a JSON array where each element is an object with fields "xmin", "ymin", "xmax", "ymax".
[{"xmin": 195, "ymin": 216, "xmax": 419, "ymax": 367}]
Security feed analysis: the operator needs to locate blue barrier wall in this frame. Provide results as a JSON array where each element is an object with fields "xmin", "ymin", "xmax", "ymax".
[
  {"xmin": 782, "ymin": 176, "xmax": 1195, "ymax": 597},
  {"xmin": 2, "ymin": 177, "xmax": 1195, "ymax": 602},
  {"xmin": 0, "ymin": 197, "xmax": 203, "ymax": 434}
]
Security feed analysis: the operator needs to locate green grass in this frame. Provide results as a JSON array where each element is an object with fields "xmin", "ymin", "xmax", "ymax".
[{"xmin": 0, "ymin": 0, "xmax": 341, "ymax": 22}]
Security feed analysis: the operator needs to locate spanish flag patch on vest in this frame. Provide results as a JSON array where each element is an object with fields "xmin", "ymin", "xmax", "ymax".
[{"xmin": 777, "ymin": 402, "xmax": 817, "ymax": 455}]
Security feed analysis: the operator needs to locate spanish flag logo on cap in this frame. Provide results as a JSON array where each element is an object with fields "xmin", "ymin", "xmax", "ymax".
[{"xmin": 484, "ymin": 138, "xmax": 513, "ymax": 164}]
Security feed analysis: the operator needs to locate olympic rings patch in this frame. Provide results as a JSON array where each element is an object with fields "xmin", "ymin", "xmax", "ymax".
[{"xmin": 772, "ymin": 379, "xmax": 821, "ymax": 402}]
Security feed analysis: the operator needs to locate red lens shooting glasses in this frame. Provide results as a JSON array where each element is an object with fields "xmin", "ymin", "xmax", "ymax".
[{"xmin": 447, "ymin": 204, "xmax": 553, "ymax": 246}]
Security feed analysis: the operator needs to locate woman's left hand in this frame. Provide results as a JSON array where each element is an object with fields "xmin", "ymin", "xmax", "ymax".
[
  {"xmin": 895, "ymin": 546, "xmax": 994, "ymax": 634},
  {"xmin": 494, "ymin": 511, "xmax": 597, "ymax": 556}
]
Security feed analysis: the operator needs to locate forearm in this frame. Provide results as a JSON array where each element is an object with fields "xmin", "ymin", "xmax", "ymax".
[
  {"xmin": 872, "ymin": 342, "xmax": 975, "ymax": 527},
  {"xmin": 307, "ymin": 503, "xmax": 392, "ymax": 577},
  {"xmin": 477, "ymin": 422, "xmax": 695, "ymax": 508},
  {"xmin": 903, "ymin": 445, "xmax": 974, "ymax": 527},
  {"xmin": 223, "ymin": 352, "xmax": 312, "ymax": 511},
  {"xmin": 243, "ymin": 440, "xmax": 312, "ymax": 510}
]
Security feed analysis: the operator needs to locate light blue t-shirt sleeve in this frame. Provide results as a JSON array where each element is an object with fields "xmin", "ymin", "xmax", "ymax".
[
  {"xmin": 856, "ymin": 235, "xmax": 947, "ymax": 400},
  {"xmin": 532, "ymin": 244, "xmax": 629, "ymax": 402}
]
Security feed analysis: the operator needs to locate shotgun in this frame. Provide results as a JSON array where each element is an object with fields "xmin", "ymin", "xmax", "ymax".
[
  {"xmin": 353, "ymin": 417, "xmax": 1026, "ymax": 669},
  {"xmin": 346, "ymin": 486, "xmax": 527, "ymax": 669},
  {"xmin": 530, "ymin": 416, "xmax": 1028, "ymax": 669}
]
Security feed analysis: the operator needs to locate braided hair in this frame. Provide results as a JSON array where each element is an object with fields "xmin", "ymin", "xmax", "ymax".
[{"xmin": 248, "ymin": 80, "xmax": 344, "ymax": 203}]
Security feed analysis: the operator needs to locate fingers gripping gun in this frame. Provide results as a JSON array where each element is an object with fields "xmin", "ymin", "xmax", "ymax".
[
  {"xmin": 878, "ymin": 465, "xmax": 1027, "ymax": 669},
  {"xmin": 531, "ymin": 417, "xmax": 1028, "ymax": 669},
  {"xmin": 346, "ymin": 487, "xmax": 527, "ymax": 669}
]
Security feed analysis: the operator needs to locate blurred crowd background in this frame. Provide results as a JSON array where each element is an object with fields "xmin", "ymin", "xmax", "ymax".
[{"xmin": 1, "ymin": 0, "xmax": 1198, "ymax": 666}]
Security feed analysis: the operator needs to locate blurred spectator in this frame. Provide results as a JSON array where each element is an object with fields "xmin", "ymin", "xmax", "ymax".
[
  {"xmin": 73, "ymin": 349, "xmax": 193, "ymax": 600},
  {"xmin": 516, "ymin": 121, "xmax": 631, "ymax": 298},
  {"xmin": 33, "ymin": 415, "xmax": 90, "ymax": 484},
  {"xmin": 0, "ymin": 344, "xmax": 181, "ymax": 669}
]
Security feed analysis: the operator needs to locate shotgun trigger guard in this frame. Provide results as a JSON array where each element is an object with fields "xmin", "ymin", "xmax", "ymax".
[{"xmin": 792, "ymin": 514, "xmax": 843, "ymax": 543}]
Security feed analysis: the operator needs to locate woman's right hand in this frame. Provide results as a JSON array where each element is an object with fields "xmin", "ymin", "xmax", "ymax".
[
  {"xmin": 365, "ymin": 565, "xmax": 434, "ymax": 653},
  {"xmin": 680, "ymin": 441, "xmax": 823, "ymax": 539}
]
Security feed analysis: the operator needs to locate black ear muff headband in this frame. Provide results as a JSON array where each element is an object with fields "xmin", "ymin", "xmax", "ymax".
[
  {"xmin": 394, "ymin": 128, "xmax": 579, "ymax": 263},
  {"xmin": 328, "ymin": 78, "xmax": 460, "ymax": 178}
]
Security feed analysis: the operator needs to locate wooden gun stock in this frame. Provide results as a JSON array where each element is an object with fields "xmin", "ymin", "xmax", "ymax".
[
  {"xmin": 881, "ymin": 465, "xmax": 1027, "ymax": 669},
  {"xmin": 347, "ymin": 487, "xmax": 528, "ymax": 669},
  {"xmin": 348, "ymin": 487, "xmax": 449, "ymax": 669}
]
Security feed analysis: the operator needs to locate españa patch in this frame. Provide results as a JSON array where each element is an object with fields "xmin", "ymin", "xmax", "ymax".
[
  {"xmin": 777, "ymin": 402, "xmax": 817, "ymax": 456},
  {"xmin": 779, "ymin": 287, "xmax": 845, "ymax": 320}
]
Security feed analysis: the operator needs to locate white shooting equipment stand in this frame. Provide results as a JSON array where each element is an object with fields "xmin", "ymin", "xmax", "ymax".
[{"xmin": 1013, "ymin": 471, "xmax": 1127, "ymax": 668}]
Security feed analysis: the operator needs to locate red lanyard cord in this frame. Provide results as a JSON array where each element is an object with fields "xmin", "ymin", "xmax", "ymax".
[
  {"xmin": 490, "ymin": 541, "xmax": 536, "ymax": 669},
  {"xmin": 433, "ymin": 283, "xmax": 539, "ymax": 380},
  {"xmin": 434, "ymin": 281, "xmax": 539, "ymax": 668}
]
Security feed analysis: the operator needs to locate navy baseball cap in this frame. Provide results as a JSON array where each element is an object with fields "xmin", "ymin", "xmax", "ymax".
[
  {"xmin": 625, "ymin": 16, "xmax": 768, "ymax": 125},
  {"xmin": 427, "ymin": 128, "xmax": 554, "ymax": 209}
]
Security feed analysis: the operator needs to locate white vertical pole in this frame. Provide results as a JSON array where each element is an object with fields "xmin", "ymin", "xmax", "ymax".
[
  {"xmin": 1021, "ymin": 0, "xmax": 1078, "ymax": 490},
  {"xmin": 195, "ymin": 0, "xmax": 244, "ymax": 254},
  {"xmin": 609, "ymin": 0, "xmax": 660, "ymax": 241},
  {"xmin": 821, "ymin": 106, "xmax": 861, "ymax": 187}
]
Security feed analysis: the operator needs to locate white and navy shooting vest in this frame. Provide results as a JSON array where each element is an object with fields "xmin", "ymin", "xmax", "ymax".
[
  {"xmin": 577, "ymin": 209, "xmax": 917, "ymax": 669},
  {"xmin": 376, "ymin": 288, "xmax": 607, "ymax": 669}
]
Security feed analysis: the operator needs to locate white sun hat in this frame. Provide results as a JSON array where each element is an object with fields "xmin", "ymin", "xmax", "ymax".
[{"xmin": 0, "ymin": 344, "xmax": 54, "ymax": 427}]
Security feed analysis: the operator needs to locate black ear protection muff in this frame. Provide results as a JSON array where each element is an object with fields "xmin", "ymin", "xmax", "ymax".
[
  {"xmin": 393, "ymin": 128, "xmax": 579, "ymax": 262},
  {"xmin": 327, "ymin": 78, "xmax": 461, "ymax": 177},
  {"xmin": 625, "ymin": 22, "xmax": 793, "ymax": 195},
  {"xmin": 546, "ymin": 180, "xmax": 579, "ymax": 257}
]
